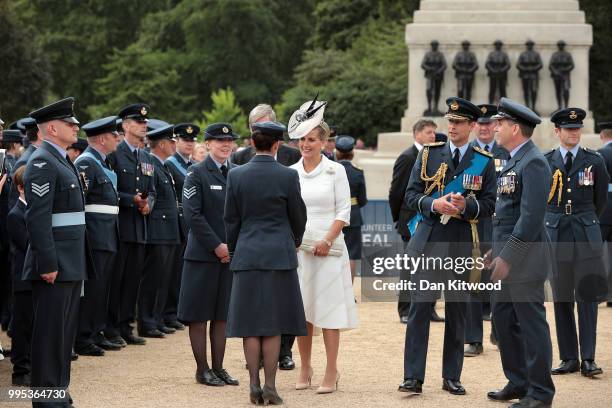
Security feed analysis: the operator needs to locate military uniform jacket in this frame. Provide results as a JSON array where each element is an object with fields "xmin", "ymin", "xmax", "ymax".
[
  {"xmin": 597, "ymin": 142, "xmax": 612, "ymax": 226},
  {"xmin": 8, "ymin": 144, "xmax": 38, "ymax": 210},
  {"xmin": 108, "ymin": 140, "xmax": 156, "ymax": 244},
  {"xmin": 165, "ymin": 152, "xmax": 190, "ymax": 239},
  {"xmin": 7, "ymin": 199, "xmax": 31, "ymax": 292},
  {"xmin": 389, "ymin": 145, "xmax": 419, "ymax": 238},
  {"xmin": 405, "ymin": 142, "xmax": 496, "ymax": 256},
  {"xmin": 492, "ymin": 139, "xmax": 553, "ymax": 283},
  {"xmin": 231, "ymin": 144, "xmax": 301, "ymax": 167},
  {"xmin": 224, "ymin": 154, "xmax": 307, "ymax": 271},
  {"xmin": 147, "ymin": 155, "xmax": 181, "ymax": 245},
  {"xmin": 544, "ymin": 146, "xmax": 608, "ymax": 261},
  {"xmin": 182, "ymin": 155, "xmax": 233, "ymax": 262},
  {"xmin": 75, "ymin": 146, "xmax": 119, "ymax": 256},
  {"xmin": 338, "ymin": 160, "xmax": 367, "ymax": 227},
  {"xmin": 470, "ymin": 140, "xmax": 510, "ymax": 246},
  {"xmin": 22, "ymin": 142, "xmax": 93, "ymax": 281}
]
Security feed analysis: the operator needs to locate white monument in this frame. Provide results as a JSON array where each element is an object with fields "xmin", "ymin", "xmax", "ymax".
[{"xmin": 359, "ymin": 0, "xmax": 597, "ymax": 199}]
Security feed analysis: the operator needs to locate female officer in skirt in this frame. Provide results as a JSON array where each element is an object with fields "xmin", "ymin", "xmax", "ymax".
[
  {"xmin": 178, "ymin": 123, "xmax": 239, "ymax": 387},
  {"xmin": 225, "ymin": 121, "xmax": 308, "ymax": 405}
]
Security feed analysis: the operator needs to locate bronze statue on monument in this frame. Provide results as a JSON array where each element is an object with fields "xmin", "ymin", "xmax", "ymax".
[
  {"xmin": 549, "ymin": 40, "xmax": 575, "ymax": 110},
  {"xmin": 485, "ymin": 40, "xmax": 511, "ymax": 104},
  {"xmin": 421, "ymin": 40, "xmax": 447, "ymax": 116},
  {"xmin": 452, "ymin": 40, "xmax": 478, "ymax": 101},
  {"xmin": 516, "ymin": 40, "xmax": 543, "ymax": 114}
]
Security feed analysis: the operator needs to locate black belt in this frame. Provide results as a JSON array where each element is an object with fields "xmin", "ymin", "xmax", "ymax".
[{"xmin": 547, "ymin": 204, "xmax": 595, "ymax": 215}]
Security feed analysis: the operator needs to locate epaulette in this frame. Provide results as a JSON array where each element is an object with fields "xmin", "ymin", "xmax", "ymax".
[
  {"xmin": 582, "ymin": 146, "xmax": 602, "ymax": 156},
  {"xmin": 544, "ymin": 149, "xmax": 556, "ymax": 156},
  {"xmin": 472, "ymin": 145, "xmax": 493, "ymax": 158},
  {"xmin": 424, "ymin": 141, "xmax": 445, "ymax": 147}
]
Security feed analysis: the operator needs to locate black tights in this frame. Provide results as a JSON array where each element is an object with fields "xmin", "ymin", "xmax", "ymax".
[
  {"xmin": 244, "ymin": 335, "xmax": 280, "ymax": 388},
  {"xmin": 188, "ymin": 320, "xmax": 227, "ymax": 372}
]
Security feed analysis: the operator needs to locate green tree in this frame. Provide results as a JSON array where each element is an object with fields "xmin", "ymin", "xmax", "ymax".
[
  {"xmin": 0, "ymin": 0, "xmax": 50, "ymax": 122},
  {"xmin": 197, "ymin": 88, "xmax": 249, "ymax": 141}
]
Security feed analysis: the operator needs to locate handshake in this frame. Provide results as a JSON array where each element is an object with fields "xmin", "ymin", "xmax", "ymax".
[
  {"xmin": 133, "ymin": 192, "xmax": 150, "ymax": 215},
  {"xmin": 432, "ymin": 192, "xmax": 466, "ymax": 216}
]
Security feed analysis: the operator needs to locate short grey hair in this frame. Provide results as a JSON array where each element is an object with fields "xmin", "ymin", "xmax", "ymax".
[{"xmin": 248, "ymin": 104, "xmax": 276, "ymax": 127}]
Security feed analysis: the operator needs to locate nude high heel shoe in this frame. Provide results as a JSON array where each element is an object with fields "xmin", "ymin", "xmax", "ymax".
[
  {"xmin": 316, "ymin": 372, "xmax": 340, "ymax": 394},
  {"xmin": 295, "ymin": 367, "xmax": 314, "ymax": 390}
]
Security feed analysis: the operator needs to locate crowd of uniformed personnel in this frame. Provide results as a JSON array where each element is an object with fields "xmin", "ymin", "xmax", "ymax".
[
  {"xmin": 1, "ymin": 92, "xmax": 612, "ymax": 408},
  {"xmin": 0, "ymin": 98, "xmax": 369, "ymax": 407}
]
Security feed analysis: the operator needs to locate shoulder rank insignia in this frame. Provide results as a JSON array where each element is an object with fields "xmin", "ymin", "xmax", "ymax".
[
  {"xmin": 31, "ymin": 182, "xmax": 50, "ymax": 197},
  {"xmin": 472, "ymin": 145, "xmax": 493, "ymax": 158},
  {"xmin": 33, "ymin": 162, "xmax": 47, "ymax": 168},
  {"xmin": 424, "ymin": 141, "xmax": 445, "ymax": 147},
  {"xmin": 183, "ymin": 186, "xmax": 196, "ymax": 200}
]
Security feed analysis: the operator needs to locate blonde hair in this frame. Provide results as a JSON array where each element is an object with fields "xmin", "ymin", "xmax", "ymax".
[{"xmin": 315, "ymin": 121, "xmax": 330, "ymax": 142}]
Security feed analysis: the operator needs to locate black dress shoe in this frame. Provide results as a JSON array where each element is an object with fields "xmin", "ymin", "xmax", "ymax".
[
  {"xmin": 510, "ymin": 396, "xmax": 551, "ymax": 408},
  {"xmin": 75, "ymin": 343, "xmax": 105, "ymax": 357},
  {"xmin": 165, "ymin": 320, "xmax": 185, "ymax": 330},
  {"xmin": 551, "ymin": 359, "xmax": 579, "ymax": 375},
  {"xmin": 96, "ymin": 337, "xmax": 122, "ymax": 351},
  {"xmin": 464, "ymin": 342, "xmax": 483, "ymax": 357},
  {"xmin": 581, "ymin": 360, "xmax": 603, "ymax": 377},
  {"xmin": 399, "ymin": 315, "xmax": 409, "ymax": 324},
  {"xmin": 442, "ymin": 379, "xmax": 466, "ymax": 395},
  {"xmin": 106, "ymin": 336, "xmax": 127, "ymax": 348},
  {"xmin": 278, "ymin": 356, "xmax": 295, "ymax": 370},
  {"xmin": 487, "ymin": 384, "xmax": 526, "ymax": 401},
  {"xmin": 490, "ymin": 331, "xmax": 498, "ymax": 346},
  {"xmin": 71, "ymin": 350, "xmax": 79, "ymax": 361},
  {"xmin": 12, "ymin": 374, "xmax": 31, "ymax": 387},
  {"xmin": 430, "ymin": 309, "xmax": 445, "ymax": 322},
  {"xmin": 123, "ymin": 333, "xmax": 147, "ymax": 345},
  {"xmin": 398, "ymin": 379, "xmax": 423, "ymax": 394},
  {"xmin": 214, "ymin": 368, "xmax": 239, "ymax": 385},
  {"xmin": 483, "ymin": 313, "xmax": 492, "ymax": 321},
  {"xmin": 196, "ymin": 369, "xmax": 225, "ymax": 386},
  {"xmin": 158, "ymin": 325, "xmax": 176, "ymax": 334},
  {"xmin": 139, "ymin": 329, "xmax": 165, "ymax": 338},
  {"xmin": 249, "ymin": 384, "xmax": 264, "ymax": 405},
  {"xmin": 262, "ymin": 385, "xmax": 283, "ymax": 405}
]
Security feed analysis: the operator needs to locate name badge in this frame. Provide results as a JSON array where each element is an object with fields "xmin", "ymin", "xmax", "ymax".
[{"xmin": 210, "ymin": 185, "xmax": 222, "ymax": 190}]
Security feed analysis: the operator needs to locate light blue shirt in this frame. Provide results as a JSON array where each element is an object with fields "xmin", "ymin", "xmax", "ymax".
[
  {"xmin": 211, "ymin": 157, "xmax": 228, "ymax": 170},
  {"xmin": 125, "ymin": 140, "xmax": 138, "ymax": 154},
  {"xmin": 449, "ymin": 141, "xmax": 470, "ymax": 162},
  {"xmin": 151, "ymin": 153, "xmax": 165, "ymax": 166},
  {"xmin": 559, "ymin": 144, "xmax": 580, "ymax": 161},
  {"xmin": 476, "ymin": 139, "xmax": 495, "ymax": 152},
  {"xmin": 44, "ymin": 140, "xmax": 67, "ymax": 159},
  {"xmin": 91, "ymin": 146, "xmax": 106, "ymax": 162},
  {"xmin": 509, "ymin": 140, "xmax": 529, "ymax": 158}
]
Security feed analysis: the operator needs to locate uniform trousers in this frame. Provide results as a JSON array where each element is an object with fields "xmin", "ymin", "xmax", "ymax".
[
  {"xmin": 30, "ymin": 281, "xmax": 80, "ymax": 398},
  {"xmin": 492, "ymin": 281, "xmax": 555, "ymax": 404},
  {"xmin": 11, "ymin": 290, "xmax": 34, "ymax": 379},
  {"xmin": 106, "ymin": 241, "xmax": 146, "ymax": 337},
  {"xmin": 76, "ymin": 250, "xmax": 115, "ymax": 347},
  {"xmin": 163, "ymin": 243, "xmax": 184, "ymax": 324},
  {"xmin": 139, "ymin": 244, "xmax": 177, "ymax": 331}
]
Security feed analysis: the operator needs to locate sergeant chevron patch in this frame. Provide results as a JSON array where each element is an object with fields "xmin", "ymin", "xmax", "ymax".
[
  {"xmin": 31, "ymin": 182, "xmax": 50, "ymax": 197},
  {"xmin": 183, "ymin": 186, "xmax": 196, "ymax": 199}
]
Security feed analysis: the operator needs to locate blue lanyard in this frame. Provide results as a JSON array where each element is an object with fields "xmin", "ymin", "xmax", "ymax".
[
  {"xmin": 166, "ymin": 155, "xmax": 188, "ymax": 177},
  {"xmin": 76, "ymin": 151, "xmax": 118, "ymax": 189}
]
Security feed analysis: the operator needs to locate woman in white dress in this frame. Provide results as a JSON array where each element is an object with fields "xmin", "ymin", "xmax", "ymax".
[{"xmin": 288, "ymin": 98, "xmax": 359, "ymax": 394}]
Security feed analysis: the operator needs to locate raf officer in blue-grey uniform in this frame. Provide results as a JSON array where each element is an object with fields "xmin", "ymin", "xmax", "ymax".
[
  {"xmin": 138, "ymin": 125, "xmax": 181, "ymax": 338},
  {"xmin": 178, "ymin": 122, "xmax": 239, "ymax": 387},
  {"xmin": 464, "ymin": 104, "xmax": 510, "ymax": 356},
  {"xmin": 486, "ymin": 97, "xmax": 555, "ymax": 408},
  {"xmin": 23, "ymin": 97, "xmax": 93, "ymax": 407},
  {"xmin": 544, "ymin": 108, "xmax": 608, "ymax": 378},
  {"xmin": 8, "ymin": 118, "xmax": 43, "ymax": 210},
  {"xmin": 106, "ymin": 103, "xmax": 156, "ymax": 346},
  {"xmin": 335, "ymin": 135, "xmax": 367, "ymax": 281},
  {"xmin": 74, "ymin": 116, "xmax": 123, "ymax": 356},
  {"xmin": 598, "ymin": 121, "xmax": 612, "ymax": 307},
  {"xmin": 399, "ymin": 97, "xmax": 496, "ymax": 396},
  {"xmin": 163, "ymin": 123, "xmax": 199, "ymax": 330}
]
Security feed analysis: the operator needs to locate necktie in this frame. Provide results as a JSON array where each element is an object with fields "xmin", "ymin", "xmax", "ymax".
[
  {"xmin": 565, "ymin": 151, "xmax": 573, "ymax": 172},
  {"xmin": 133, "ymin": 149, "xmax": 138, "ymax": 161},
  {"xmin": 484, "ymin": 144, "xmax": 490, "ymax": 152},
  {"xmin": 220, "ymin": 164, "xmax": 228, "ymax": 179},
  {"xmin": 105, "ymin": 158, "xmax": 112, "ymax": 170},
  {"xmin": 452, "ymin": 148, "xmax": 460, "ymax": 168}
]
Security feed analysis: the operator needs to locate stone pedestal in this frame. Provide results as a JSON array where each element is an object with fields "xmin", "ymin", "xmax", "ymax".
[{"xmin": 358, "ymin": 0, "xmax": 597, "ymax": 200}]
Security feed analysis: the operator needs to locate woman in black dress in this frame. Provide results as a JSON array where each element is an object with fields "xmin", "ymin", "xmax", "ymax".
[
  {"xmin": 225, "ymin": 121, "xmax": 308, "ymax": 405},
  {"xmin": 178, "ymin": 123, "xmax": 239, "ymax": 387}
]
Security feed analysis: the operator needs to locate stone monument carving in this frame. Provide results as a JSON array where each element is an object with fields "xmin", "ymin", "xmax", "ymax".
[
  {"xmin": 550, "ymin": 40, "xmax": 575, "ymax": 110},
  {"xmin": 452, "ymin": 40, "xmax": 478, "ymax": 101},
  {"xmin": 485, "ymin": 40, "xmax": 511, "ymax": 104},
  {"xmin": 421, "ymin": 40, "xmax": 446, "ymax": 116},
  {"xmin": 516, "ymin": 40, "xmax": 543, "ymax": 114}
]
